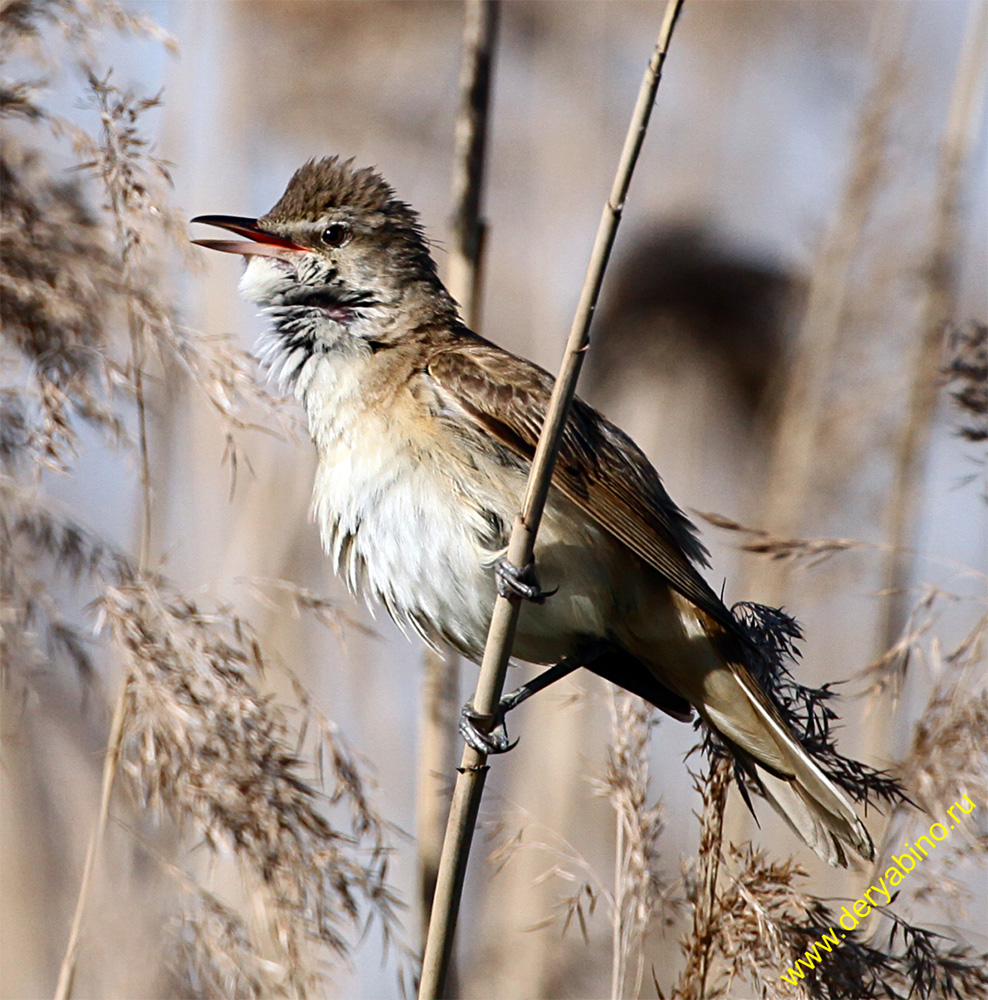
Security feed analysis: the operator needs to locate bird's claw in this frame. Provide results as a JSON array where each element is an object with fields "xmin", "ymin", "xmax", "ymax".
[
  {"xmin": 459, "ymin": 701, "xmax": 519, "ymax": 755},
  {"xmin": 495, "ymin": 557, "xmax": 557, "ymax": 604}
]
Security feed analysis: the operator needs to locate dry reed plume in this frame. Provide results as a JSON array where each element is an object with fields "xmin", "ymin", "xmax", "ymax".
[
  {"xmin": 2, "ymin": 2, "xmax": 405, "ymax": 996},
  {"xmin": 598, "ymin": 691, "xmax": 671, "ymax": 999},
  {"xmin": 665, "ymin": 587, "xmax": 987, "ymax": 999}
]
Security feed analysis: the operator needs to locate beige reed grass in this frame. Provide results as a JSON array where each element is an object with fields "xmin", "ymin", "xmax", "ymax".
[
  {"xmin": 875, "ymin": 0, "xmax": 988, "ymax": 661},
  {"xmin": 55, "ymin": 73, "xmax": 174, "ymax": 1000},
  {"xmin": 417, "ymin": 0, "xmax": 500, "ymax": 972},
  {"xmin": 1, "ymin": 10, "xmax": 401, "ymax": 994},
  {"xmin": 601, "ymin": 690, "xmax": 670, "ymax": 999},
  {"xmin": 742, "ymin": 0, "xmax": 909, "ymax": 609}
]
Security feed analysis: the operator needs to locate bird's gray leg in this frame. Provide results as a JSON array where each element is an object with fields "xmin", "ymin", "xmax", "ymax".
[
  {"xmin": 459, "ymin": 656, "xmax": 584, "ymax": 755},
  {"xmin": 494, "ymin": 557, "xmax": 558, "ymax": 604}
]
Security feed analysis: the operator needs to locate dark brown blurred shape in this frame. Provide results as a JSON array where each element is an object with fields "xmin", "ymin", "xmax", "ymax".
[
  {"xmin": 942, "ymin": 319, "xmax": 988, "ymax": 443},
  {"xmin": 586, "ymin": 223, "xmax": 799, "ymax": 431}
]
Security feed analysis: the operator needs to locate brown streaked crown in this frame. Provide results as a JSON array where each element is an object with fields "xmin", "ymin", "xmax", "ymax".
[{"xmin": 259, "ymin": 156, "xmax": 420, "ymax": 232}]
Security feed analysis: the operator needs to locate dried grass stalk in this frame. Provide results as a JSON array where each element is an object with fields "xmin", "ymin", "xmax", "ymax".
[
  {"xmin": 102, "ymin": 573, "xmax": 403, "ymax": 995},
  {"xmin": 673, "ymin": 757, "xmax": 731, "ymax": 1000},
  {"xmin": 695, "ymin": 511, "xmax": 871, "ymax": 568},
  {"xmin": 2, "ymin": 4, "xmax": 406, "ymax": 995},
  {"xmin": 876, "ymin": 0, "xmax": 988, "ymax": 657},
  {"xmin": 744, "ymin": 2, "xmax": 909, "ymax": 606},
  {"xmin": 419, "ymin": 5, "xmax": 685, "ymax": 994},
  {"xmin": 416, "ymin": 0, "xmax": 498, "ymax": 966},
  {"xmin": 595, "ymin": 691, "xmax": 669, "ymax": 999},
  {"xmin": 942, "ymin": 320, "xmax": 987, "ymax": 444}
]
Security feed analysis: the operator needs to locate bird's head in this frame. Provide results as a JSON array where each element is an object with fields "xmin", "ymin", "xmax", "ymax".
[{"xmin": 192, "ymin": 156, "xmax": 454, "ymax": 349}]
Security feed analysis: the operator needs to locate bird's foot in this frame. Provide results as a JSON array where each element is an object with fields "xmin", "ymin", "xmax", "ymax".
[
  {"xmin": 459, "ymin": 700, "xmax": 519, "ymax": 755},
  {"xmin": 495, "ymin": 557, "xmax": 557, "ymax": 604}
]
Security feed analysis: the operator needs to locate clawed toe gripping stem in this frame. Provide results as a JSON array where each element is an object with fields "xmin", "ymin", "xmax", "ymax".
[
  {"xmin": 457, "ymin": 656, "xmax": 585, "ymax": 755},
  {"xmin": 459, "ymin": 701, "xmax": 518, "ymax": 754},
  {"xmin": 494, "ymin": 556, "xmax": 557, "ymax": 604}
]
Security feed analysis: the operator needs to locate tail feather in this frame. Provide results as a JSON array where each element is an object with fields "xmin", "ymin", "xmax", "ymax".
[
  {"xmin": 728, "ymin": 666, "xmax": 874, "ymax": 867},
  {"xmin": 627, "ymin": 594, "xmax": 873, "ymax": 866},
  {"xmin": 755, "ymin": 769, "xmax": 851, "ymax": 868}
]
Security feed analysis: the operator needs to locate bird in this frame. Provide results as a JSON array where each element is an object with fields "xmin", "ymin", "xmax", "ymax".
[{"xmin": 192, "ymin": 155, "xmax": 873, "ymax": 868}]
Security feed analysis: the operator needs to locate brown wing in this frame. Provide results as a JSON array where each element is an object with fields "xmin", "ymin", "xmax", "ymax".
[{"xmin": 426, "ymin": 337, "xmax": 739, "ymax": 634}]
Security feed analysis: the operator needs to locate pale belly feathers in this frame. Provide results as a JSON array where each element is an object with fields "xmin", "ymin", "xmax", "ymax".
[{"xmin": 296, "ymin": 348, "xmax": 634, "ymax": 665}]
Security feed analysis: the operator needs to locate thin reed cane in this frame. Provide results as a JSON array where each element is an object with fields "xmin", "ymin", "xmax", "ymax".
[
  {"xmin": 875, "ymin": 0, "xmax": 988, "ymax": 660},
  {"xmin": 417, "ymin": 3, "xmax": 685, "ymax": 995},
  {"xmin": 447, "ymin": 0, "xmax": 498, "ymax": 327},
  {"xmin": 54, "ymin": 680, "xmax": 131, "ymax": 1000},
  {"xmin": 418, "ymin": 0, "xmax": 499, "ymax": 966},
  {"xmin": 742, "ymin": 0, "xmax": 909, "ymax": 609},
  {"xmin": 54, "ymin": 163, "xmax": 156, "ymax": 1000}
]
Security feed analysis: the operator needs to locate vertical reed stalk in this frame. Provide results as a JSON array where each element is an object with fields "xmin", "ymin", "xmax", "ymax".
[
  {"xmin": 416, "ymin": 0, "xmax": 499, "ymax": 975},
  {"xmin": 674, "ymin": 756, "xmax": 731, "ymax": 1000},
  {"xmin": 54, "ymin": 111, "xmax": 157, "ymax": 999},
  {"xmin": 447, "ymin": 0, "xmax": 498, "ymax": 328},
  {"xmin": 603, "ymin": 689, "xmax": 665, "ymax": 999},
  {"xmin": 53, "ymin": 681, "xmax": 131, "ymax": 1000},
  {"xmin": 743, "ymin": 1, "xmax": 909, "ymax": 608},
  {"xmin": 875, "ymin": 0, "xmax": 988, "ymax": 660},
  {"xmin": 417, "ymin": 649, "xmax": 461, "ymax": 939},
  {"xmin": 130, "ymin": 315, "xmax": 153, "ymax": 569},
  {"xmin": 418, "ymin": 4, "xmax": 685, "ymax": 995},
  {"xmin": 611, "ymin": 800, "xmax": 626, "ymax": 1000}
]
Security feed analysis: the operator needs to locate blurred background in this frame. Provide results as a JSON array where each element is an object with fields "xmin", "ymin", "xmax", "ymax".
[{"xmin": 2, "ymin": 1, "xmax": 986, "ymax": 998}]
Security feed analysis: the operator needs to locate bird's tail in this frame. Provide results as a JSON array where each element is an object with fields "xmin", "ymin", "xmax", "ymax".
[{"xmin": 700, "ymin": 660, "xmax": 873, "ymax": 868}]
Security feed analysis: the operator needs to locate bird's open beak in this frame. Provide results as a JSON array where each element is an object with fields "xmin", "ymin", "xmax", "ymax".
[{"xmin": 190, "ymin": 215, "xmax": 311, "ymax": 260}]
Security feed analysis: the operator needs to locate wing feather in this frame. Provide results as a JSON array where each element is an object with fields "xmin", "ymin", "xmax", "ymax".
[{"xmin": 426, "ymin": 338, "xmax": 738, "ymax": 633}]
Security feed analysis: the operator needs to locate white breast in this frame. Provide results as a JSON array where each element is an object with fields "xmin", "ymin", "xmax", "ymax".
[
  {"xmin": 299, "ymin": 350, "xmax": 498, "ymax": 657},
  {"xmin": 298, "ymin": 349, "xmax": 630, "ymax": 665}
]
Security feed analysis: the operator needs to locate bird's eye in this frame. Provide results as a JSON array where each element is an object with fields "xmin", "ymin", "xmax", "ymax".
[{"xmin": 321, "ymin": 223, "xmax": 351, "ymax": 248}]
